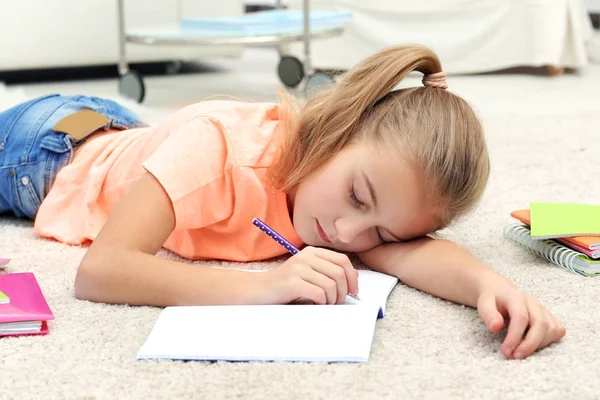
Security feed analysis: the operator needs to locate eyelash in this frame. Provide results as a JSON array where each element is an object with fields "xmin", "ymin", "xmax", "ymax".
[
  {"xmin": 349, "ymin": 185, "xmax": 364, "ymax": 207},
  {"xmin": 349, "ymin": 185, "xmax": 386, "ymax": 244}
]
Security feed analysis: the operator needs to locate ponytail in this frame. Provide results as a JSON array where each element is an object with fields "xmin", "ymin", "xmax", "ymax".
[
  {"xmin": 317, "ymin": 46, "xmax": 443, "ymax": 139},
  {"xmin": 272, "ymin": 45, "xmax": 443, "ymax": 193},
  {"xmin": 271, "ymin": 45, "xmax": 489, "ymax": 226}
]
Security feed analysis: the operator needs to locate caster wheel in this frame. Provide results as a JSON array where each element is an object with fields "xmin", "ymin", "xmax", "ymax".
[
  {"xmin": 278, "ymin": 56, "xmax": 304, "ymax": 88},
  {"xmin": 305, "ymin": 72, "xmax": 335, "ymax": 97},
  {"xmin": 166, "ymin": 60, "xmax": 183, "ymax": 75},
  {"xmin": 119, "ymin": 70, "xmax": 145, "ymax": 103}
]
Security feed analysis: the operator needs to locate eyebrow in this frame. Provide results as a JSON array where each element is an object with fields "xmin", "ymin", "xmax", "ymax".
[{"xmin": 362, "ymin": 170, "xmax": 406, "ymax": 242}]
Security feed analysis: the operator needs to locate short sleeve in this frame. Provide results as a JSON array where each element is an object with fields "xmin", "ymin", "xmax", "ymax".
[{"xmin": 142, "ymin": 116, "xmax": 234, "ymax": 230}]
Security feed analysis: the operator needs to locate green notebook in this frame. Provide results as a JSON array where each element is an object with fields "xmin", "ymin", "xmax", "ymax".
[
  {"xmin": 530, "ymin": 202, "xmax": 600, "ymax": 239},
  {"xmin": 0, "ymin": 291, "xmax": 9, "ymax": 304}
]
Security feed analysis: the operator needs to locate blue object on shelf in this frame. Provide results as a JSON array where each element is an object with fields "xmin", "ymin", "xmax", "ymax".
[{"xmin": 181, "ymin": 10, "xmax": 353, "ymax": 36}]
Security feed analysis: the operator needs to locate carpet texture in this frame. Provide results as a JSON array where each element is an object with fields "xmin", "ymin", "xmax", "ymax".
[{"xmin": 1, "ymin": 88, "xmax": 599, "ymax": 400}]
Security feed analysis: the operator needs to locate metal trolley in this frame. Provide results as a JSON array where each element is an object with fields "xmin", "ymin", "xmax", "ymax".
[{"xmin": 116, "ymin": 0, "xmax": 346, "ymax": 102}]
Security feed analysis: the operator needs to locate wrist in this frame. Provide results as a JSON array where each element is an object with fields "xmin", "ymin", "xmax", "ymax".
[
  {"xmin": 182, "ymin": 268, "xmax": 269, "ymax": 306},
  {"xmin": 475, "ymin": 270, "xmax": 516, "ymax": 299},
  {"xmin": 230, "ymin": 270, "xmax": 271, "ymax": 305}
]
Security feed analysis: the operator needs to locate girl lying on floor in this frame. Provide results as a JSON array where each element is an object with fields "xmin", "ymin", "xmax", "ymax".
[{"xmin": 0, "ymin": 46, "xmax": 565, "ymax": 359}]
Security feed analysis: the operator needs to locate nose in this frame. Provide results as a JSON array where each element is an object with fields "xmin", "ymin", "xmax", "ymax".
[{"xmin": 334, "ymin": 216, "xmax": 369, "ymax": 244}]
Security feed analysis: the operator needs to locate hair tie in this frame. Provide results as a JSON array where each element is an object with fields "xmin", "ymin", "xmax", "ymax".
[{"xmin": 422, "ymin": 72, "xmax": 448, "ymax": 89}]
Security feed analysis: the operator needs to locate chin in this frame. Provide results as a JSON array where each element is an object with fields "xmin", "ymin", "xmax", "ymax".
[
  {"xmin": 295, "ymin": 229, "xmax": 314, "ymax": 246},
  {"xmin": 325, "ymin": 243, "xmax": 344, "ymax": 252},
  {"xmin": 301, "ymin": 236, "xmax": 327, "ymax": 249}
]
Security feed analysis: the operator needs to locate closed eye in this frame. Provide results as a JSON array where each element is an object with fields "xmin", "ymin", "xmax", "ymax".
[
  {"xmin": 349, "ymin": 185, "xmax": 364, "ymax": 207},
  {"xmin": 350, "ymin": 185, "xmax": 387, "ymax": 243}
]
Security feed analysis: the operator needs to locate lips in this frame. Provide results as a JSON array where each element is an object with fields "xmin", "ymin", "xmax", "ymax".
[{"xmin": 316, "ymin": 220, "xmax": 331, "ymax": 243}]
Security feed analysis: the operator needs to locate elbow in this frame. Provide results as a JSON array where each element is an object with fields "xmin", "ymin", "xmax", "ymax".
[{"xmin": 74, "ymin": 251, "xmax": 111, "ymax": 303}]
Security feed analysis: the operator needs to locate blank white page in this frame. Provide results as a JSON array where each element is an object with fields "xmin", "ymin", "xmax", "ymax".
[{"xmin": 137, "ymin": 304, "xmax": 380, "ymax": 363}]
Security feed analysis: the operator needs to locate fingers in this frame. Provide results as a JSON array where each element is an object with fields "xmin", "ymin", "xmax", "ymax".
[
  {"xmin": 277, "ymin": 247, "xmax": 357, "ymax": 305},
  {"xmin": 305, "ymin": 256, "xmax": 348, "ymax": 304},
  {"xmin": 513, "ymin": 307, "xmax": 567, "ymax": 359},
  {"xmin": 477, "ymin": 293, "xmax": 505, "ymax": 333},
  {"xmin": 502, "ymin": 298, "xmax": 530, "ymax": 359},
  {"xmin": 291, "ymin": 279, "xmax": 327, "ymax": 305},
  {"xmin": 311, "ymin": 247, "xmax": 359, "ymax": 297},
  {"xmin": 500, "ymin": 295, "xmax": 568, "ymax": 360},
  {"xmin": 296, "ymin": 265, "xmax": 339, "ymax": 304},
  {"xmin": 294, "ymin": 247, "xmax": 358, "ymax": 304},
  {"xmin": 540, "ymin": 311, "xmax": 567, "ymax": 348},
  {"xmin": 511, "ymin": 300, "xmax": 546, "ymax": 359}
]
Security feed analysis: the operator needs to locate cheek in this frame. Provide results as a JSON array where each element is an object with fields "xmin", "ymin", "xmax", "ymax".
[{"xmin": 304, "ymin": 180, "xmax": 345, "ymax": 213}]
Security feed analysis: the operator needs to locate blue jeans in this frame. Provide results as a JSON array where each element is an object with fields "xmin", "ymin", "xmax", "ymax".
[{"xmin": 0, "ymin": 94, "xmax": 145, "ymax": 219}]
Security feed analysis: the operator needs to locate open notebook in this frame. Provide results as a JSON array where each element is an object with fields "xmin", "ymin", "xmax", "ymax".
[{"xmin": 137, "ymin": 270, "xmax": 398, "ymax": 363}]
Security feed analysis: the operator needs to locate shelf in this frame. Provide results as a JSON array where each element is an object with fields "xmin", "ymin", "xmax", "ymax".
[{"xmin": 125, "ymin": 25, "xmax": 344, "ymax": 46}]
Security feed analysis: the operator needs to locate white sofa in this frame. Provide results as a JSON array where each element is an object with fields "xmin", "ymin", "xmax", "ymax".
[
  {"xmin": 284, "ymin": 0, "xmax": 595, "ymax": 74},
  {"xmin": 0, "ymin": 0, "xmax": 244, "ymax": 72}
]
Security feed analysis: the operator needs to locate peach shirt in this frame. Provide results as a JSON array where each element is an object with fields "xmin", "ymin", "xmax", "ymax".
[{"xmin": 34, "ymin": 100, "xmax": 302, "ymax": 261}]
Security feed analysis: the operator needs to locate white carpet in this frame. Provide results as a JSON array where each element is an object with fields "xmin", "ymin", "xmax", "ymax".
[{"xmin": 1, "ymin": 85, "xmax": 600, "ymax": 400}]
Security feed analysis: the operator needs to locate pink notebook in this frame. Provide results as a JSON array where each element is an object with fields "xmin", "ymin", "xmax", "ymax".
[
  {"xmin": 0, "ymin": 273, "xmax": 54, "ymax": 336},
  {"xmin": 556, "ymin": 238, "xmax": 600, "ymax": 259}
]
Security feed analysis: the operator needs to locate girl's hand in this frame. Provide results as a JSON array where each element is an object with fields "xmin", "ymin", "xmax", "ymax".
[
  {"xmin": 261, "ymin": 246, "xmax": 359, "ymax": 305},
  {"xmin": 477, "ymin": 284, "xmax": 566, "ymax": 359}
]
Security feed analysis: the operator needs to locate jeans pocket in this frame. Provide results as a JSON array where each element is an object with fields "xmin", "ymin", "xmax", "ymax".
[
  {"xmin": 15, "ymin": 173, "xmax": 41, "ymax": 219},
  {"xmin": 89, "ymin": 97, "xmax": 147, "ymax": 130},
  {"xmin": 11, "ymin": 133, "xmax": 72, "ymax": 219},
  {"xmin": 39, "ymin": 133, "xmax": 73, "ymax": 196}
]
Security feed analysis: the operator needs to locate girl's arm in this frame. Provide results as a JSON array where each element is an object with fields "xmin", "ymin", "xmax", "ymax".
[
  {"xmin": 358, "ymin": 237, "xmax": 504, "ymax": 307},
  {"xmin": 74, "ymin": 173, "xmax": 267, "ymax": 306},
  {"xmin": 357, "ymin": 238, "xmax": 566, "ymax": 359},
  {"xmin": 75, "ymin": 172, "xmax": 358, "ymax": 307}
]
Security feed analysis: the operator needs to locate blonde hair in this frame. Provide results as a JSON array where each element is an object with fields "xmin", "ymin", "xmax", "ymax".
[{"xmin": 270, "ymin": 45, "xmax": 490, "ymax": 227}]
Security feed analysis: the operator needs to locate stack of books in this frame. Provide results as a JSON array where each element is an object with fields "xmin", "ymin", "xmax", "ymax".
[
  {"xmin": 0, "ymin": 258, "xmax": 10, "ymax": 304},
  {"xmin": 0, "ymin": 269, "xmax": 54, "ymax": 336},
  {"xmin": 505, "ymin": 202, "xmax": 600, "ymax": 276}
]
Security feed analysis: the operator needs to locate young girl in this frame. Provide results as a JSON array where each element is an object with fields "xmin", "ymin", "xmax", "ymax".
[{"xmin": 0, "ymin": 46, "xmax": 565, "ymax": 359}]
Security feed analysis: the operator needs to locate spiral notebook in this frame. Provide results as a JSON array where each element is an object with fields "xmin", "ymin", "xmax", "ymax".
[
  {"xmin": 137, "ymin": 270, "xmax": 398, "ymax": 363},
  {"xmin": 511, "ymin": 209, "xmax": 600, "ymax": 257},
  {"xmin": 504, "ymin": 223, "xmax": 600, "ymax": 277}
]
